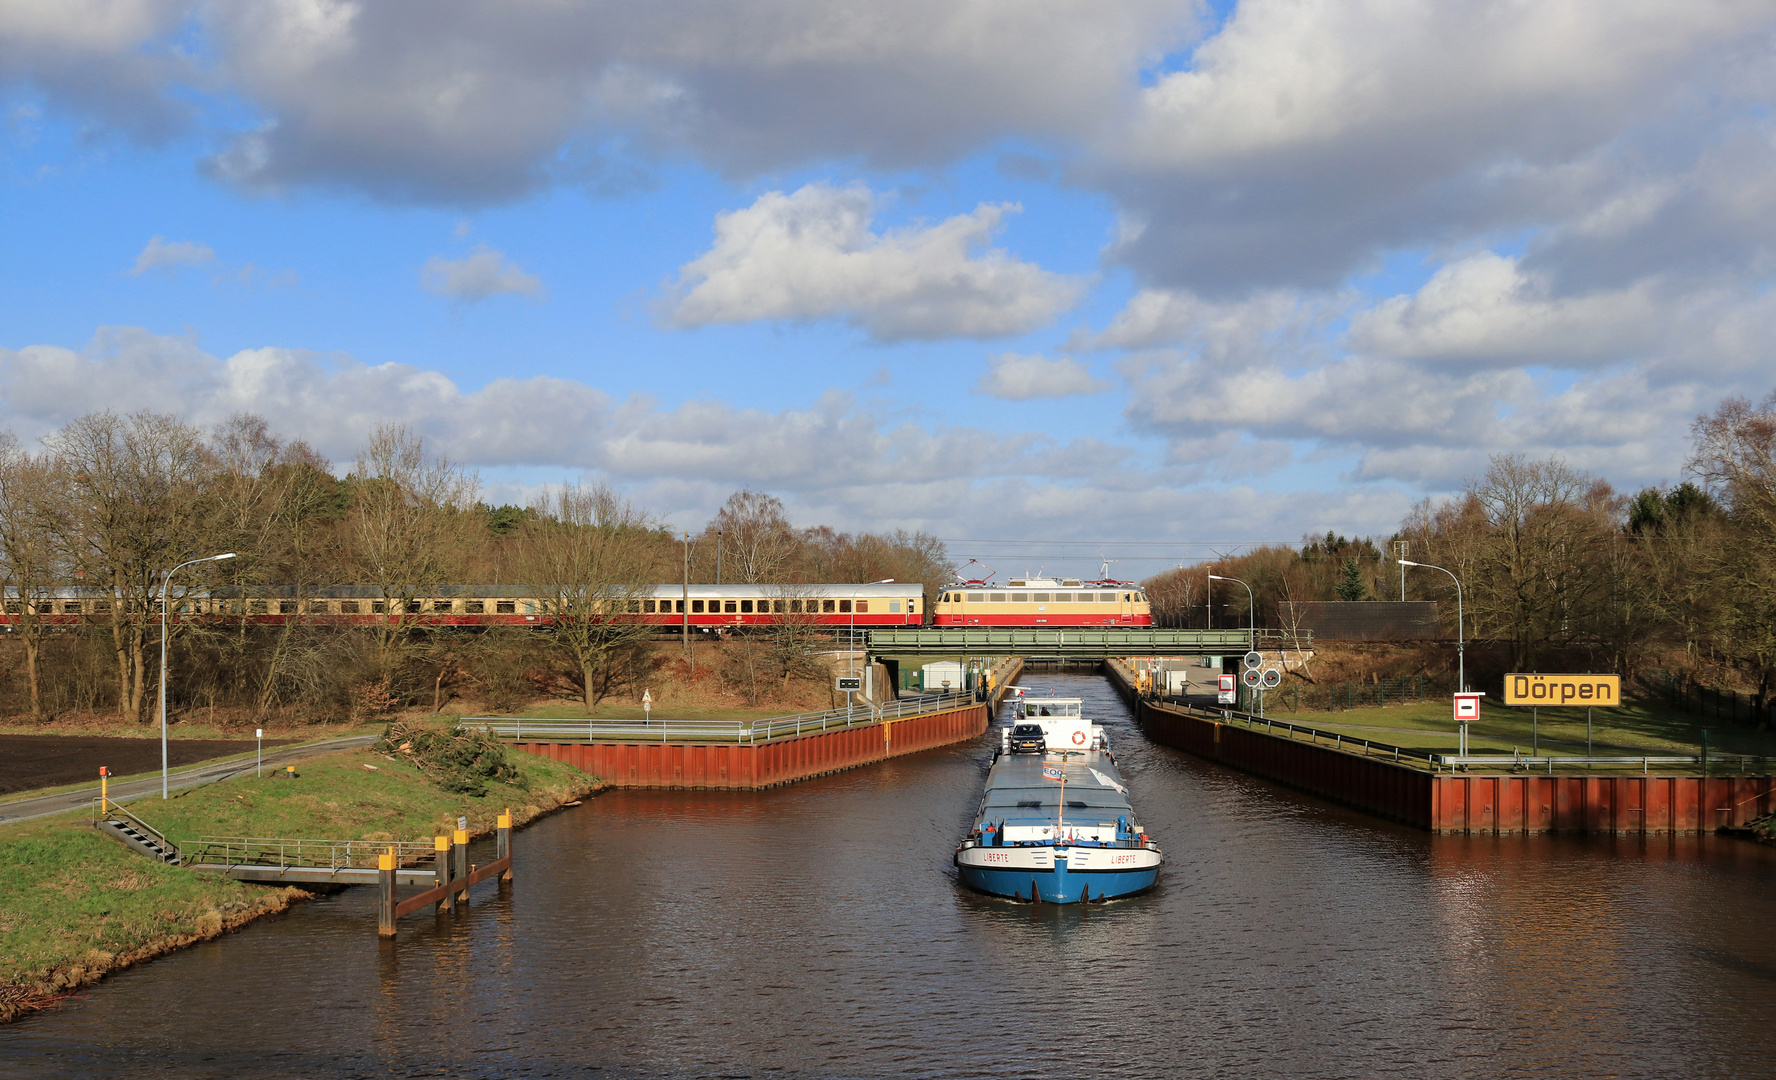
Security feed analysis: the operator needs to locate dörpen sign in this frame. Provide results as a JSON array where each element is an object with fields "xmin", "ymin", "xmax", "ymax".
[{"xmin": 1504, "ymin": 673, "xmax": 1620, "ymax": 707}]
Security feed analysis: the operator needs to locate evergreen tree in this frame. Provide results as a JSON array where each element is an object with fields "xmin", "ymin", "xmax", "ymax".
[{"xmin": 1336, "ymin": 558, "xmax": 1367, "ymax": 602}]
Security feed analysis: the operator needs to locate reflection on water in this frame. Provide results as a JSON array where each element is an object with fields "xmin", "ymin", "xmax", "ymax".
[{"xmin": 7, "ymin": 674, "xmax": 1776, "ymax": 1078}]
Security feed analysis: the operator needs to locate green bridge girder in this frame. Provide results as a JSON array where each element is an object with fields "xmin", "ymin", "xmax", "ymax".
[{"xmin": 864, "ymin": 626, "xmax": 1273, "ymax": 657}]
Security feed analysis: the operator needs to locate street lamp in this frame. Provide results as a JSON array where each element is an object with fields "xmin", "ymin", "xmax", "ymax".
[
  {"xmin": 1208, "ymin": 574, "xmax": 1255, "ymax": 710},
  {"xmin": 1399, "ymin": 560, "xmax": 1464, "ymax": 694},
  {"xmin": 160, "ymin": 552, "xmax": 235, "ymax": 799},
  {"xmin": 849, "ymin": 579, "xmax": 893, "ymax": 718}
]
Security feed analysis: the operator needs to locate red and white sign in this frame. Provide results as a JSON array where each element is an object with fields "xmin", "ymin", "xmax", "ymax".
[{"xmin": 1454, "ymin": 692, "xmax": 1484, "ymax": 721}]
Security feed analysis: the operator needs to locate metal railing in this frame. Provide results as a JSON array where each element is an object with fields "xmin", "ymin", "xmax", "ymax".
[
  {"xmin": 180, "ymin": 836, "xmax": 438, "ymax": 870},
  {"xmin": 465, "ymin": 690, "xmax": 979, "ymax": 745},
  {"xmin": 92, "ymin": 799, "xmax": 175, "ymax": 848},
  {"xmin": 1199, "ymin": 708, "xmax": 1443, "ymax": 769}
]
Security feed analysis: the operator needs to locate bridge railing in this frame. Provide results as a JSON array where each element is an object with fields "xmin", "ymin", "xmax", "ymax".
[
  {"xmin": 464, "ymin": 690, "xmax": 978, "ymax": 745},
  {"xmin": 867, "ymin": 627, "xmax": 1269, "ymax": 653}
]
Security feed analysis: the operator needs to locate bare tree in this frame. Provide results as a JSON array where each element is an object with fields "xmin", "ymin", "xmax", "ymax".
[
  {"xmin": 46, "ymin": 412, "xmax": 218, "ymax": 724},
  {"xmin": 347, "ymin": 424, "xmax": 478, "ymax": 674},
  {"xmin": 512, "ymin": 483, "xmax": 663, "ymax": 709},
  {"xmin": 711, "ymin": 490, "xmax": 798, "ymax": 584},
  {"xmin": 1689, "ymin": 393, "xmax": 1776, "ymax": 707},
  {"xmin": 0, "ymin": 433, "xmax": 59, "ymax": 719}
]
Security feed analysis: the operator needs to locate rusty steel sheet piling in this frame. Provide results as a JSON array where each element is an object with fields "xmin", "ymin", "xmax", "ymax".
[{"xmin": 510, "ymin": 699, "xmax": 991, "ymax": 790}]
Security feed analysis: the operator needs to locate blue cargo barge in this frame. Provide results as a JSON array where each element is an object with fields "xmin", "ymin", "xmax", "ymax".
[{"xmin": 954, "ymin": 695, "xmax": 1161, "ymax": 903}]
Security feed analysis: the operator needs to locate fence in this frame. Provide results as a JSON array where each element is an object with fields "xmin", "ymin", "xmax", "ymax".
[
  {"xmin": 180, "ymin": 836, "xmax": 438, "ymax": 870},
  {"xmin": 463, "ymin": 690, "xmax": 977, "ymax": 745},
  {"xmin": 1277, "ymin": 675, "xmax": 1435, "ymax": 713},
  {"xmin": 1646, "ymin": 670, "xmax": 1776, "ymax": 727}
]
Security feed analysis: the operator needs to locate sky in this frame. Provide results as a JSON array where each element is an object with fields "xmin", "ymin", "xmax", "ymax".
[{"xmin": 4, "ymin": 0, "xmax": 1776, "ymax": 581}]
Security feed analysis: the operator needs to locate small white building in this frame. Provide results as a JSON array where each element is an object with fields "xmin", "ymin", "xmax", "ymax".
[{"xmin": 921, "ymin": 661, "xmax": 967, "ymax": 692}]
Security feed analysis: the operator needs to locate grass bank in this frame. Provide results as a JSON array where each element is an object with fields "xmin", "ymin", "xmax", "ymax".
[
  {"xmin": 1267, "ymin": 695, "xmax": 1776, "ymax": 760},
  {"xmin": 0, "ymin": 731, "xmax": 594, "ymax": 1023}
]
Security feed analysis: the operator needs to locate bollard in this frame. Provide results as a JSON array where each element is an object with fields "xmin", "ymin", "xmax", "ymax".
[
  {"xmin": 99, "ymin": 767, "xmax": 109, "ymax": 816},
  {"xmin": 378, "ymin": 848, "xmax": 397, "ymax": 937},
  {"xmin": 497, "ymin": 809, "xmax": 513, "ymax": 881},
  {"xmin": 434, "ymin": 835, "xmax": 453, "ymax": 913},
  {"xmin": 453, "ymin": 828, "xmax": 470, "ymax": 904}
]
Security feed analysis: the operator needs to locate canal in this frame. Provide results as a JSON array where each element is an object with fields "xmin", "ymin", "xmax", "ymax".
[{"xmin": 7, "ymin": 673, "xmax": 1776, "ymax": 1078}]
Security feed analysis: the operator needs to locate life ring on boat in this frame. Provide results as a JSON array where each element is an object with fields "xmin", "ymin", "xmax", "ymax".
[{"xmin": 1071, "ymin": 730, "xmax": 1086, "ymax": 746}]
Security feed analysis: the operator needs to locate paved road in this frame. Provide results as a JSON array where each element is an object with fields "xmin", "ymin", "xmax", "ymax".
[{"xmin": 0, "ymin": 735, "xmax": 378, "ymax": 824}]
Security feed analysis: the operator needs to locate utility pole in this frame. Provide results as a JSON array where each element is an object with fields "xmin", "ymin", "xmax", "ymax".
[
  {"xmin": 1393, "ymin": 540, "xmax": 1408, "ymax": 601},
  {"xmin": 716, "ymin": 528, "xmax": 723, "ymax": 585},
  {"xmin": 682, "ymin": 532, "xmax": 692, "ymax": 666}
]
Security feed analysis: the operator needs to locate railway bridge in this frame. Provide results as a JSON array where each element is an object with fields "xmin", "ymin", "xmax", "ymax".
[{"xmin": 863, "ymin": 626, "xmax": 1268, "ymax": 659}]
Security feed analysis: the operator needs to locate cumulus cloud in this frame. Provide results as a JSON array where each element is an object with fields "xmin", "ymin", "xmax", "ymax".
[
  {"xmin": 129, "ymin": 235, "xmax": 215, "ymax": 275},
  {"xmin": 420, "ymin": 246, "xmax": 543, "ymax": 301},
  {"xmin": 1102, "ymin": 0, "xmax": 1776, "ymax": 292},
  {"xmin": 663, "ymin": 184, "xmax": 1084, "ymax": 341},
  {"xmin": 975, "ymin": 353, "xmax": 1109, "ymax": 400},
  {"xmin": 0, "ymin": 325, "xmax": 1427, "ymax": 544}
]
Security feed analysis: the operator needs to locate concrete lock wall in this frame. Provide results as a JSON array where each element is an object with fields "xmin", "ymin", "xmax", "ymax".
[
  {"xmin": 1106, "ymin": 659, "xmax": 1776, "ymax": 835},
  {"xmin": 511, "ymin": 700, "xmax": 991, "ymax": 790}
]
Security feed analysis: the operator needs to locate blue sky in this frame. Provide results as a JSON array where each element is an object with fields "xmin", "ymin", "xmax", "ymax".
[{"xmin": 4, "ymin": 1, "xmax": 1776, "ymax": 580}]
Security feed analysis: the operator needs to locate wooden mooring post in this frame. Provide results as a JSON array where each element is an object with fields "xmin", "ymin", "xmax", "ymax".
[{"xmin": 381, "ymin": 810, "xmax": 515, "ymax": 939}]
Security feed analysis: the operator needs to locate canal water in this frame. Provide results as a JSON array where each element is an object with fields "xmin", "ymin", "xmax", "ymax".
[{"xmin": 7, "ymin": 673, "xmax": 1776, "ymax": 1078}]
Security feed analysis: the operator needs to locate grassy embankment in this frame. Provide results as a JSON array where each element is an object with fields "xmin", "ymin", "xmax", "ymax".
[
  {"xmin": 1265, "ymin": 694, "xmax": 1776, "ymax": 763},
  {"xmin": 0, "ymin": 730, "xmax": 594, "ymax": 1023}
]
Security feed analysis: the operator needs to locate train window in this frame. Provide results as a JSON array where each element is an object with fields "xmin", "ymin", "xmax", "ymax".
[
  {"xmin": 3, "ymin": 602, "xmax": 17, "ymax": 614},
  {"xmin": 370, "ymin": 601, "xmax": 385, "ymax": 613},
  {"xmin": 1006, "ymin": 593, "xmax": 1023, "ymax": 602},
  {"xmin": 436, "ymin": 600, "xmax": 454, "ymax": 612},
  {"xmin": 496, "ymin": 600, "xmax": 515, "ymax": 614},
  {"xmin": 1135, "ymin": 591, "xmax": 1145, "ymax": 601},
  {"xmin": 464, "ymin": 601, "xmax": 484, "ymax": 614},
  {"xmin": 889, "ymin": 600, "xmax": 902, "ymax": 613},
  {"xmin": 1052, "ymin": 593, "xmax": 1071, "ymax": 603},
  {"xmin": 989, "ymin": 593, "xmax": 1005, "ymax": 602},
  {"xmin": 1100, "ymin": 592, "xmax": 1116, "ymax": 602},
  {"xmin": 249, "ymin": 601, "xmax": 268, "ymax": 614},
  {"xmin": 280, "ymin": 601, "xmax": 298, "ymax": 614},
  {"xmin": 339, "ymin": 601, "xmax": 359, "ymax": 614},
  {"xmin": 788, "ymin": 599, "xmax": 802, "ymax": 613},
  {"xmin": 740, "ymin": 600, "xmax": 753, "ymax": 614},
  {"xmin": 723, "ymin": 600, "xmax": 737, "ymax": 613},
  {"xmin": 823, "ymin": 599, "xmax": 835, "ymax": 613},
  {"xmin": 1076, "ymin": 593, "xmax": 1094, "ymax": 602},
  {"xmin": 691, "ymin": 600, "xmax": 704, "ymax": 613},
  {"xmin": 626, "ymin": 600, "xmax": 642, "ymax": 614},
  {"xmin": 772, "ymin": 599, "xmax": 785, "ymax": 613},
  {"xmin": 856, "ymin": 601, "xmax": 868, "ymax": 613},
  {"xmin": 95, "ymin": 601, "xmax": 112, "ymax": 613},
  {"xmin": 966, "ymin": 592, "xmax": 983, "ymax": 603},
  {"xmin": 839, "ymin": 600, "xmax": 851, "ymax": 613},
  {"xmin": 909, "ymin": 599, "xmax": 916, "ymax": 612},
  {"xmin": 1031, "ymin": 593, "xmax": 1049, "ymax": 603},
  {"xmin": 643, "ymin": 600, "xmax": 656, "ymax": 614},
  {"xmin": 673, "ymin": 600, "xmax": 685, "ymax": 613},
  {"xmin": 65, "ymin": 601, "xmax": 81, "ymax": 614},
  {"xmin": 523, "ymin": 601, "xmax": 537, "ymax": 614}
]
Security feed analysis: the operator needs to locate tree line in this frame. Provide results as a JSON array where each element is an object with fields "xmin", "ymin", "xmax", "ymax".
[
  {"xmin": 1141, "ymin": 391, "xmax": 1776, "ymax": 708},
  {"xmin": 0, "ymin": 412, "xmax": 950, "ymax": 723}
]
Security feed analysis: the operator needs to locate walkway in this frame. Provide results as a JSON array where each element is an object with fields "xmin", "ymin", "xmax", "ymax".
[{"xmin": 0, "ymin": 735, "xmax": 377, "ymax": 825}]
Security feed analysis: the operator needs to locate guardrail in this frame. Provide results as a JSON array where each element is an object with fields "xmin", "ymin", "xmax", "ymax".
[
  {"xmin": 464, "ymin": 690, "xmax": 978, "ymax": 745},
  {"xmin": 181, "ymin": 836, "xmax": 438, "ymax": 869},
  {"xmin": 1200, "ymin": 708, "xmax": 1443, "ymax": 769}
]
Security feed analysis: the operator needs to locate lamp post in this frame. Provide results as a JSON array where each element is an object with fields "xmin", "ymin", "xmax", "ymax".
[
  {"xmin": 849, "ymin": 579, "xmax": 893, "ymax": 719},
  {"xmin": 1399, "ymin": 560, "xmax": 1464, "ymax": 694},
  {"xmin": 1208, "ymin": 574, "xmax": 1255, "ymax": 711},
  {"xmin": 160, "ymin": 552, "xmax": 235, "ymax": 799}
]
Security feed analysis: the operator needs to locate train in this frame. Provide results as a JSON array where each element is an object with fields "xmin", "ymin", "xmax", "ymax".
[{"xmin": 0, "ymin": 576, "xmax": 1151, "ymax": 631}]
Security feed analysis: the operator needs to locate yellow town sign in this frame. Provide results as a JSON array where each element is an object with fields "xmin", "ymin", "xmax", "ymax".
[{"xmin": 1503, "ymin": 673, "xmax": 1621, "ymax": 707}]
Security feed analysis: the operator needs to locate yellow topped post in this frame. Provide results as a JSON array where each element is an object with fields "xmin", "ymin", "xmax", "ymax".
[
  {"xmin": 452, "ymin": 828, "xmax": 470, "ymax": 904},
  {"xmin": 434, "ymin": 834, "xmax": 453, "ymax": 913},
  {"xmin": 497, "ymin": 808, "xmax": 513, "ymax": 881},
  {"xmin": 99, "ymin": 766, "xmax": 109, "ymax": 816},
  {"xmin": 377, "ymin": 846, "xmax": 397, "ymax": 937}
]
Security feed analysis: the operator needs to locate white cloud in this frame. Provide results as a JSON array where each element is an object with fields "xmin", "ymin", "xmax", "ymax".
[
  {"xmin": 129, "ymin": 235, "xmax": 215, "ymax": 275},
  {"xmin": 663, "ymin": 183, "xmax": 1085, "ymax": 341},
  {"xmin": 1348, "ymin": 254, "xmax": 1669, "ymax": 368},
  {"xmin": 420, "ymin": 245, "xmax": 543, "ymax": 301},
  {"xmin": 974, "ymin": 353, "xmax": 1108, "ymax": 400},
  {"xmin": 0, "ymin": 325, "xmax": 1426, "ymax": 545}
]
